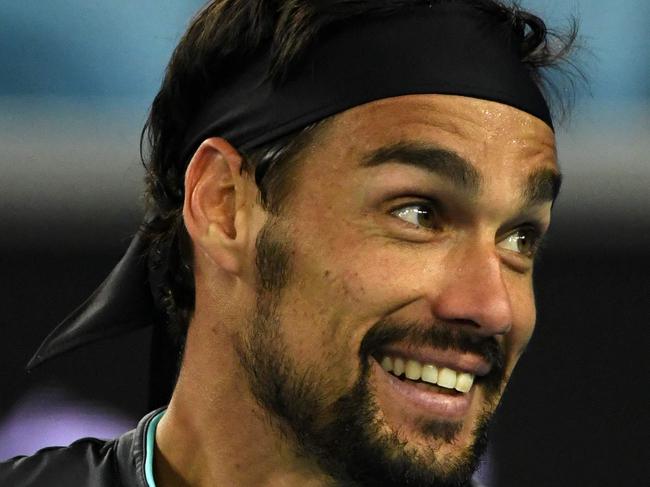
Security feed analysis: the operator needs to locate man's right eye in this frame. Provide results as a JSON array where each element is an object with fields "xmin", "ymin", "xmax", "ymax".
[{"xmin": 391, "ymin": 204, "xmax": 440, "ymax": 230}]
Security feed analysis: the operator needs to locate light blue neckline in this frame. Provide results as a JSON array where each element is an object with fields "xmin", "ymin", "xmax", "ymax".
[{"xmin": 144, "ymin": 410, "xmax": 165, "ymax": 487}]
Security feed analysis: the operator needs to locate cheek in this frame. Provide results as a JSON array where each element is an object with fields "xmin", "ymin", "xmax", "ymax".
[
  {"xmin": 329, "ymin": 244, "xmax": 439, "ymax": 322},
  {"xmin": 273, "ymin": 237, "xmax": 421, "ymax": 376}
]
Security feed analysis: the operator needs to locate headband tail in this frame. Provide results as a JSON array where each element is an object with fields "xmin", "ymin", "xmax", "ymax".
[{"xmin": 27, "ymin": 230, "xmax": 154, "ymax": 370}]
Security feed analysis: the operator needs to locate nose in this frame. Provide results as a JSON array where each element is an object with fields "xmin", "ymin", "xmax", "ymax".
[{"xmin": 431, "ymin": 243, "xmax": 514, "ymax": 337}]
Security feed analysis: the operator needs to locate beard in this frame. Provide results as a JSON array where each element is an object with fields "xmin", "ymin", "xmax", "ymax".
[{"xmin": 235, "ymin": 218, "xmax": 507, "ymax": 487}]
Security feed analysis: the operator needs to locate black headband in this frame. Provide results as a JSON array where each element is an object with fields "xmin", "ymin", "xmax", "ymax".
[
  {"xmin": 182, "ymin": 3, "xmax": 552, "ymax": 163},
  {"xmin": 29, "ymin": 3, "xmax": 553, "ymax": 371}
]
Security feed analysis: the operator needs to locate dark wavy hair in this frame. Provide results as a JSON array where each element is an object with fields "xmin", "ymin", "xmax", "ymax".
[{"xmin": 140, "ymin": 0, "xmax": 581, "ymax": 355}]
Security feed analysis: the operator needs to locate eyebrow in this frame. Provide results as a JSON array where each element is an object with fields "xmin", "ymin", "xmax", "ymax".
[
  {"xmin": 523, "ymin": 168, "xmax": 563, "ymax": 207},
  {"xmin": 361, "ymin": 141, "xmax": 562, "ymax": 206},
  {"xmin": 361, "ymin": 142, "xmax": 481, "ymax": 196}
]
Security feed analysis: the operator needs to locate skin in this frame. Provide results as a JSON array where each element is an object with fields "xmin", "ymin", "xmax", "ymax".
[{"xmin": 154, "ymin": 94, "xmax": 559, "ymax": 486}]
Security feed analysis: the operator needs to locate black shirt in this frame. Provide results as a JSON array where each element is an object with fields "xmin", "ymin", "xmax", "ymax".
[{"xmin": 0, "ymin": 408, "xmax": 163, "ymax": 487}]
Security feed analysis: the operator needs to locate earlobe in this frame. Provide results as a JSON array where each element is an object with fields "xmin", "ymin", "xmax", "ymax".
[{"xmin": 183, "ymin": 137, "xmax": 250, "ymax": 274}]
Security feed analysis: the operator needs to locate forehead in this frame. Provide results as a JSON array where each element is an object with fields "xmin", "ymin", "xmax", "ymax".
[{"xmin": 299, "ymin": 94, "xmax": 558, "ymax": 185}]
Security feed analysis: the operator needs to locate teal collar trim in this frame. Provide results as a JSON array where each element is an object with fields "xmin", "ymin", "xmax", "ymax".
[{"xmin": 144, "ymin": 410, "xmax": 165, "ymax": 487}]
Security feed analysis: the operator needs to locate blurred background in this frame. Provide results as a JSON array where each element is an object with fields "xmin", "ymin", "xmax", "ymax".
[{"xmin": 0, "ymin": 1, "xmax": 648, "ymax": 486}]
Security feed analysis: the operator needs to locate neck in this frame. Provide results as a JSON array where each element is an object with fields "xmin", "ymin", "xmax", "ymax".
[{"xmin": 153, "ymin": 314, "xmax": 333, "ymax": 487}]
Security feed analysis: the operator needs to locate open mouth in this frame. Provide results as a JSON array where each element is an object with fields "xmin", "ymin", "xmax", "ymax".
[
  {"xmin": 378, "ymin": 355, "xmax": 475, "ymax": 394},
  {"xmin": 370, "ymin": 353, "xmax": 481, "ymax": 419},
  {"xmin": 366, "ymin": 336, "xmax": 496, "ymax": 413}
]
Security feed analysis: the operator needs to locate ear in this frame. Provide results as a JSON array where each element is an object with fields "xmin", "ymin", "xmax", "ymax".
[{"xmin": 183, "ymin": 137, "xmax": 255, "ymax": 275}]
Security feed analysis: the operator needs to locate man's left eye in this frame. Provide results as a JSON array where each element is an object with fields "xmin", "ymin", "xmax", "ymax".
[
  {"xmin": 497, "ymin": 228, "xmax": 541, "ymax": 257},
  {"xmin": 391, "ymin": 204, "xmax": 438, "ymax": 230}
]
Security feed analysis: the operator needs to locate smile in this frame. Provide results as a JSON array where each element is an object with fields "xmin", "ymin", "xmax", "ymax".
[
  {"xmin": 370, "ymin": 348, "xmax": 490, "ymax": 420},
  {"xmin": 379, "ymin": 356, "xmax": 475, "ymax": 393}
]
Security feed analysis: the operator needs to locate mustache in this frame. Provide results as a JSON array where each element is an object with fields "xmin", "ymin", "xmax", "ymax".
[{"xmin": 359, "ymin": 319, "xmax": 505, "ymax": 373}]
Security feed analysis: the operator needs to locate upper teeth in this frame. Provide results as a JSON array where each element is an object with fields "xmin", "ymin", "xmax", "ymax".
[{"xmin": 380, "ymin": 356, "xmax": 475, "ymax": 393}]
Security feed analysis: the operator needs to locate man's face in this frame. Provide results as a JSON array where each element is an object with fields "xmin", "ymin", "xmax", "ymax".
[{"xmin": 236, "ymin": 94, "xmax": 558, "ymax": 486}]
